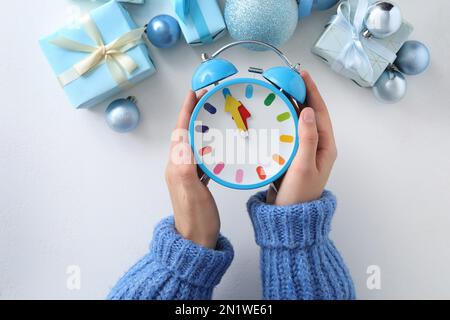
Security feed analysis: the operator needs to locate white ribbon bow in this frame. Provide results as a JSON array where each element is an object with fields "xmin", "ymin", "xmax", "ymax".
[
  {"xmin": 49, "ymin": 15, "xmax": 145, "ymax": 87},
  {"xmin": 331, "ymin": 0, "xmax": 396, "ymax": 83}
]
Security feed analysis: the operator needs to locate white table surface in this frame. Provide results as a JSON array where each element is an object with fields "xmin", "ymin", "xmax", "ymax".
[{"xmin": 1, "ymin": 0, "xmax": 449, "ymax": 299}]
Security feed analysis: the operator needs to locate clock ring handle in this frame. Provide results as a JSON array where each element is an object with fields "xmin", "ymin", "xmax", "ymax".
[{"xmin": 209, "ymin": 40, "xmax": 300, "ymax": 73}]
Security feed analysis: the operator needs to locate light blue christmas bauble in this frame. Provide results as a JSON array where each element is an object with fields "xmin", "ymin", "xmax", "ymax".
[
  {"xmin": 146, "ymin": 15, "xmax": 180, "ymax": 48},
  {"xmin": 106, "ymin": 98, "xmax": 141, "ymax": 133},
  {"xmin": 394, "ymin": 40, "xmax": 430, "ymax": 76},
  {"xmin": 224, "ymin": 0, "xmax": 298, "ymax": 51},
  {"xmin": 312, "ymin": 0, "xmax": 340, "ymax": 11},
  {"xmin": 373, "ymin": 69, "xmax": 407, "ymax": 104}
]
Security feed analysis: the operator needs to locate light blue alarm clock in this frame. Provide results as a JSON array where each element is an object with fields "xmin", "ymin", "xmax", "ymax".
[{"xmin": 189, "ymin": 40, "xmax": 306, "ymax": 190}]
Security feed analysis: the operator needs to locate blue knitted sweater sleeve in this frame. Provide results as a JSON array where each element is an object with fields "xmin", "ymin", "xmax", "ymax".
[
  {"xmin": 247, "ymin": 190, "xmax": 356, "ymax": 300},
  {"xmin": 107, "ymin": 217, "xmax": 234, "ymax": 300}
]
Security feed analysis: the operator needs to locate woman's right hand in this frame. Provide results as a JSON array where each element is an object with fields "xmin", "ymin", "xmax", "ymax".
[{"xmin": 268, "ymin": 71, "xmax": 338, "ymax": 205}]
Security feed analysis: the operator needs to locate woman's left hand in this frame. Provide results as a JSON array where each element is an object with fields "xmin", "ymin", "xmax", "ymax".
[{"xmin": 165, "ymin": 90, "xmax": 220, "ymax": 249}]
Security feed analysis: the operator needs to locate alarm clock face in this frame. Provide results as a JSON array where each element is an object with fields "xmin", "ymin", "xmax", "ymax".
[{"xmin": 189, "ymin": 78, "xmax": 299, "ymax": 190}]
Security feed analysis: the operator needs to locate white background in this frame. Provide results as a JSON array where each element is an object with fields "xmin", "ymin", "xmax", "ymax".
[{"xmin": 1, "ymin": 0, "xmax": 449, "ymax": 300}]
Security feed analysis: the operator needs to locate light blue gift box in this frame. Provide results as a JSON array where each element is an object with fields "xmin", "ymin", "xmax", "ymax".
[
  {"xmin": 118, "ymin": 0, "xmax": 144, "ymax": 3},
  {"xmin": 77, "ymin": 0, "xmax": 145, "ymax": 4},
  {"xmin": 172, "ymin": 0, "xmax": 226, "ymax": 46},
  {"xmin": 312, "ymin": 0, "xmax": 413, "ymax": 87},
  {"xmin": 40, "ymin": 0, "xmax": 155, "ymax": 108},
  {"xmin": 105, "ymin": 0, "xmax": 145, "ymax": 3}
]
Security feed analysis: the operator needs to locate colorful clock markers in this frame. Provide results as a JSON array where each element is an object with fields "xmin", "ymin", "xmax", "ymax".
[
  {"xmin": 272, "ymin": 154, "xmax": 286, "ymax": 166},
  {"xmin": 277, "ymin": 112, "xmax": 291, "ymax": 122},
  {"xmin": 195, "ymin": 125, "xmax": 209, "ymax": 133},
  {"xmin": 245, "ymin": 85, "xmax": 254, "ymax": 99},
  {"xmin": 235, "ymin": 169, "xmax": 244, "ymax": 183},
  {"xmin": 280, "ymin": 134, "xmax": 294, "ymax": 143},
  {"xmin": 256, "ymin": 166, "xmax": 267, "ymax": 180},
  {"xmin": 223, "ymin": 88, "xmax": 232, "ymax": 98},
  {"xmin": 264, "ymin": 93, "xmax": 276, "ymax": 106},
  {"xmin": 204, "ymin": 103, "xmax": 217, "ymax": 114},
  {"xmin": 213, "ymin": 162, "xmax": 225, "ymax": 175},
  {"xmin": 192, "ymin": 81, "xmax": 298, "ymax": 190},
  {"xmin": 199, "ymin": 146, "xmax": 212, "ymax": 156}
]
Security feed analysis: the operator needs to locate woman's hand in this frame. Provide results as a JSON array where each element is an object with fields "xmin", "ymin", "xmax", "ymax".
[
  {"xmin": 268, "ymin": 71, "xmax": 338, "ymax": 206},
  {"xmin": 165, "ymin": 90, "xmax": 220, "ymax": 249}
]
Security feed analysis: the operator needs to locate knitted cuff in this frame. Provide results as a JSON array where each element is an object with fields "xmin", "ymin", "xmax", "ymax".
[
  {"xmin": 247, "ymin": 190, "xmax": 337, "ymax": 249},
  {"xmin": 149, "ymin": 217, "xmax": 234, "ymax": 289}
]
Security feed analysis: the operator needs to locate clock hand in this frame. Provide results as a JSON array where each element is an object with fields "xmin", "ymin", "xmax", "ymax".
[
  {"xmin": 225, "ymin": 95, "xmax": 248, "ymax": 133},
  {"xmin": 238, "ymin": 105, "xmax": 251, "ymax": 129}
]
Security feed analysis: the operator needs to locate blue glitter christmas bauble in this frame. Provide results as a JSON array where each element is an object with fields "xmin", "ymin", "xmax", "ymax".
[
  {"xmin": 106, "ymin": 98, "xmax": 141, "ymax": 133},
  {"xmin": 224, "ymin": 0, "xmax": 298, "ymax": 51},
  {"xmin": 146, "ymin": 15, "xmax": 180, "ymax": 49},
  {"xmin": 394, "ymin": 40, "xmax": 430, "ymax": 76}
]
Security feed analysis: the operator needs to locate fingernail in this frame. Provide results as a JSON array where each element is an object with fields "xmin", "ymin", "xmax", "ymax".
[{"xmin": 302, "ymin": 108, "xmax": 315, "ymax": 123}]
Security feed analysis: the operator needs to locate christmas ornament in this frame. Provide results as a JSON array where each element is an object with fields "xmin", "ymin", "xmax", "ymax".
[
  {"xmin": 146, "ymin": 15, "xmax": 181, "ymax": 48},
  {"xmin": 372, "ymin": 69, "xmax": 407, "ymax": 103},
  {"xmin": 224, "ymin": 0, "xmax": 298, "ymax": 51},
  {"xmin": 364, "ymin": 1, "xmax": 402, "ymax": 38},
  {"xmin": 394, "ymin": 40, "xmax": 430, "ymax": 76},
  {"xmin": 106, "ymin": 97, "xmax": 141, "ymax": 133},
  {"xmin": 189, "ymin": 40, "xmax": 306, "ymax": 189}
]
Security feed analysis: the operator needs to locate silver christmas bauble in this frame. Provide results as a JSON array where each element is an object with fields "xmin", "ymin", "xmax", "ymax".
[
  {"xmin": 394, "ymin": 40, "xmax": 430, "ymax": 76},
  {"xmin": 364, "ymin": 1, "xmax": 402, "ymax": 38},
  {"xmin": 224, "ymin": 0, "xmax": 298, "ymax": 51},
  {"xmin": 106, "ymin": 97, "xmax": 141, "ymax": 133},
  {"xmin": 373, "ymin": 69, "xmax": 407, "ymax": 104}
]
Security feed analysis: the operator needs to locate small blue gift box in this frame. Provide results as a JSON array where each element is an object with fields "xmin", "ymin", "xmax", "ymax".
[
  {"xmin": 312, "ymin": 0, "xmax": 413, "ymax": 87},
  {"xmin": 172, "ymin": 0, "xmax": 226, "ymax": 46},
  {"xmin": 104, "ymin": 0, "xmax": 145, "ymax": 3},
  {"xmin": 76, "ymin": 0, "xmax": 145, "ymax": 5},
  {"xmin": 118, "ymin": 0, "xmax": 144, "ymax": 3},
  {"xmin": 40, "ymin": 0, "xmax": 155, "ymax": 108}
]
